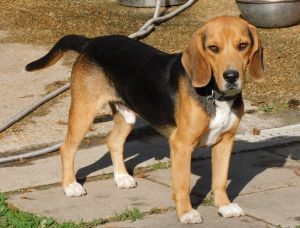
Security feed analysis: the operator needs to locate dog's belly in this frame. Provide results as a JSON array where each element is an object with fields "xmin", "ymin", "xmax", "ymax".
[{"xmin": 200, "ymin": 100, "xmax": 237, "ymax": 146}]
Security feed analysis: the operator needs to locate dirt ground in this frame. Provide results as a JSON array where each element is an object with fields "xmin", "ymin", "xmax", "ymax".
[{"xmin": 0, "ymin": 0, "xmax": 299, "ymax": 107}]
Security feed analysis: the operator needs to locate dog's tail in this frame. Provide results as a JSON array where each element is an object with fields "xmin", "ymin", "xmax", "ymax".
[{"xmin": 25, "ymin": 35, "xmax": 89, "ymax": 71}]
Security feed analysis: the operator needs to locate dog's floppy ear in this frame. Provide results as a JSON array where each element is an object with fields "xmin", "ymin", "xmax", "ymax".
[
  {"xmin": 182, "ymin": 28, "xmax": 211, "ymax": 87},
  {"xmin": 248, "ymin": 25, "xmax": 264, "ymax": 82}
]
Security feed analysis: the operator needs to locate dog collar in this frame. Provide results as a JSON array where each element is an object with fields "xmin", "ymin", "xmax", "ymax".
[
  {"xmin": 212, "ymin": 88, "xmax": 241, "ymax": 102},
  {"xmin": 205, "ymin": 89, "xmax": 241, "ymax": 114},
  {"xmin": 194, "ymin": 79, "xmax": 241, "ymax": 114}
]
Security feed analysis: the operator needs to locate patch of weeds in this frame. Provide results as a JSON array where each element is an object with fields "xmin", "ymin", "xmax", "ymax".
[
  {"xmin": 201, "ymin": 195, "xmax": 214, "ymax": 206},
  {"xmin": 134, "ymin": 161, "xmax": 171, "ymax": 177},
  {"xmin": 148, "ymin": 207, "xmax": 163, "ymax": 214},
  {"xmin": 149, "ymin": 161, "xmax": 171, "ymax": 170},
  {"xmin": 77, "ymin": 218, "xmax": 107, "ymax": 228},
  {"xmin": 282, "ymin": 101, "xmax": 290, "ymax": 110},
  {"xmin": 258, "ymin": 101, "xmax": 297, "ymax": 112},
  {"xmin": 147, "ymin": 206, "xmax": 175, "ymax": 215},
  {"xmin": 0, "ymin": 193, "xmax": 56, "ymax": 228},
  {"xmin": 112, "ymin": 208, "xmax": 144, "ymax": 222},
  {"xmin": 258, "ymin": 103, "xmax": 274, "ymax": 112},
  {"xmin": 258, "ymin": 101, "xmax": 291, "ymax": 113}
]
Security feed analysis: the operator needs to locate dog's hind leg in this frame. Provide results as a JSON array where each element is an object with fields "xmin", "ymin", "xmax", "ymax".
[
  {"xmin": 60, "ymin": 56, "xmax": 113, "ymax": 197},
  {"xmin": 61, "ymin": 98, "xmax": 97, "ymax": 197},
  {"xmin": 107, "ymin": 104, "xmax": 136, "ymax": 189}
]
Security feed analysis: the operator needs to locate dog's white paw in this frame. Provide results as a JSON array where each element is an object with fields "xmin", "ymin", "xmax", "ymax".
[
  {"xmin": 218, "ymin": 203, "xmax": 245, "ymax": 218},
  {"xmin": 64, "ymin": 182, "xmax": 86, "ymax": 197},
  {"xmin": 114, "ymin": 173, "xmax": 137, "ymax": 189},
  {"xmin": 179, "ymin": 209, "xmax": 202, "ymax": 224}
]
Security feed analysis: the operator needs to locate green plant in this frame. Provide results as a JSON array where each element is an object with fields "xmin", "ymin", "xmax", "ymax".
[
  {"xmin": 149, "ymin": 161, "xmax": 171, "ymax": 170},
  {"xmin": 113, "ymin": 208, "xmax": 144, "ymax": 222},
  {"xmin": 0, "ymin": 193, "xmax": 57, "ymax": 228},
  {"xmin": 282, "ymin": 101, "xmax": 290, "ymax": 110},
  {"xmin": 201, "ymin": 196, "xmax": 214, "ymax": 206},
  {"xmin": 258, "ymin": 103, "xmax": 274, "ymax": 112},
  {"xmin": 147, "ymin": 206, "xmax": 175, "ymax": 215},
  {"xmin": 258, "ymin": 101, "xmax": 291, "ymax": 113}
]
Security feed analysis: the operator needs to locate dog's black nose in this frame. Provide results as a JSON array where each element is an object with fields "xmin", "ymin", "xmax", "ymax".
[{"xmin": 223, "ymin": 70, "xmax": 239, "ymax": 83}]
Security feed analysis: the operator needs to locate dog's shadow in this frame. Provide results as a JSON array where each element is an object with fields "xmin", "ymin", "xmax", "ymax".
[{"xmin": 76, "ymin": 130, "xmax": 300, "ymax": 209}]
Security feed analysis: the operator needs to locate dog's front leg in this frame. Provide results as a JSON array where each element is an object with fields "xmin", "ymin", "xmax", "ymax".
[
  {"xmin": 211, "ymin": 131, "xmax": 245, "ymax": 218},
  {"xmin": 170, "ymin": 129, "xmax": 202, "ymax": 224}
]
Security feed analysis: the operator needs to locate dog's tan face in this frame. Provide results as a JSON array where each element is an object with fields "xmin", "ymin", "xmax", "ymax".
[
  {"xmin": 182, "ymin": 16, "xmax": 264, "ymax": 93},
  {"xmin": 204, "ymin": 18, "xmax": 254, "ymax": 94}
]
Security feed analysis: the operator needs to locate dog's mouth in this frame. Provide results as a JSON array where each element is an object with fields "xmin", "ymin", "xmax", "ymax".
[
  {"xmin": 223, "ymin": 83, "xmax": 242, "ymax": 96},
  {"xmin": 227, "ymin": 83, "xmax": 238, "ymax": 89},
  {"xmin": 209, "ymin": 76, "xmax": 242, "ymax": 97},
  {"xmin": 225, "ymin": 88, "xmax": 241, "ymax": 96}
]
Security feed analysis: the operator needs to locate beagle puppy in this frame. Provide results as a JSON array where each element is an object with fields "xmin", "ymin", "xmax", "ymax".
[{"xmin": 26, "ymin": 16, "xmax": 264, "ymax": 224}]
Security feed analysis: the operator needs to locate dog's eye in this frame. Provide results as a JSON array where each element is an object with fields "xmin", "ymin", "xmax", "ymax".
[
  {"xmin": 238, "ymin": 42, "xmax": 248, "ymax": 51},
  {"xmin": 208, "ymin": 45, "xmax": 219, "ymax": 53}
]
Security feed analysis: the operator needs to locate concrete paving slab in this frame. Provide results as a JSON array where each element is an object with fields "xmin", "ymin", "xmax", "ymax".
[
  {"xmin": 191, "ymin": 124, "xmax": 300, "ymax": 160},
  {"xmin": 0, "ymin": 43, "xmax": 70, "ymax": 125},
  {"xmin": 146, "ymin": 149, "xmax": 300, "ymax": 199},
  {"xmin": 236, "ymin": 186, "xmax": 300, "ymax": 227},
  {"xmin": 104, "ymin": 206, "xmax": 267, "ymax": 228},
  {"xmin": 0, "ymin": 143, "xmax": 99, "ymax": 193},
  {"xmin": 234, "ymin": 124, "xmax": 300, "ymax": 153},
  {"xmin": 8, "ymin": 178, "xmax": 173, "ymax": 223},
  {"xmin": 0, "ymin": 139, "xmax": 169, "ymax": 192},
  {"xmin": 0, "ymin": 43, "xmax": 71, "ymax": 155},
  {"xmin": 238, "ymin": 109, "xmax": 300, "ymax": 135}
]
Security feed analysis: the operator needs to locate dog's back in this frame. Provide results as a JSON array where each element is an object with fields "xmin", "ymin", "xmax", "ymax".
[{"xmin": 84, "ymin": 35, "xmax": 184, "ymax": 126}]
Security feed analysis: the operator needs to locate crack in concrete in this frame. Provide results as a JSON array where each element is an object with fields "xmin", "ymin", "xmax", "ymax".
[
  {"xmin": 245, "ymin": 213, "xmax": 277, "ymax": 227},
  {"xmin": 239, "ymin": 184, "xmax": 300, "ymax": 197},
  {"xmin": 144, "ymin": 177, "xmax": 172, "ymax": 188}
]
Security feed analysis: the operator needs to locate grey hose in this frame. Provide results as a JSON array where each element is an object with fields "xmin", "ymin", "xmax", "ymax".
[
  {"xmin": 0, "ymin": 0, "xmax": 195, "ymax": 164},
  {"xmin": 0, "ymin": 143, "xmax": 62, "ymax": 163},
  {"xmin": 139, "ymin": 0, "xmax": 195, "ymax": 32},
  {"xmin": 129, "ymin": 0, "xmax": 161, "ymax": 39}
]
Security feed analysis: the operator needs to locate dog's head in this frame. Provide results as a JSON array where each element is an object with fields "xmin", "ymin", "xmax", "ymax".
[{"xmin": 182, "ymin": 16, "xmax": 264, "ymax": 95}]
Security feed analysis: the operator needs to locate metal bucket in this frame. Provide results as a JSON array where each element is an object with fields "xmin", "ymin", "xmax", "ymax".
[
  {"xmin": 236, "ymin": 0, "xmax": 300, "ymax": 28},
  {"xmin": 118, "ymin": 0, "xmax": 188, "ymax": 7}
]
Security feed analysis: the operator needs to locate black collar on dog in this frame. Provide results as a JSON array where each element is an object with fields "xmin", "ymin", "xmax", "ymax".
[
  {"xmin": 195, "ymin": 77, "xmax": 241, "ymax": 114},
  {"xmin": 196, "ymin": 78, "xmax": 240, "ymax": 101},
  {"xmin": 212, "ymin": 89, "xmax": 240, "ymax": 102}
]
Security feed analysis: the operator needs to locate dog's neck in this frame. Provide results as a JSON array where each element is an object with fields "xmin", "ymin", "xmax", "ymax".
[
  {"xmin": 194, "ymin": 77, "xmax": 241, "ymax": 114},
  {"xmin": 195, "ymin": 77, "xmax": 240, "ymax": 101}
]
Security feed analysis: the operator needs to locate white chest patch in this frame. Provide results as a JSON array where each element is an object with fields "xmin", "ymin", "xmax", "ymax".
[{"xmin": 201, "ymin": 100, "xmax": 237, "ymax": 146}]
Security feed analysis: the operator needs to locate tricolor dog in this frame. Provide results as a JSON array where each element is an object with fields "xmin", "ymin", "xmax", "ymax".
[{"xmin": 26, "ymin": 16, "xmax": 264, "ymax": 223}]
